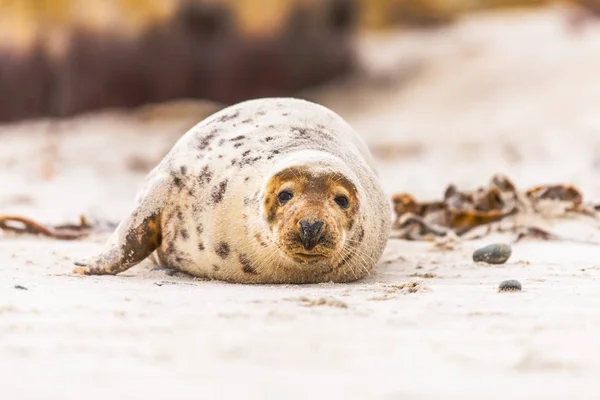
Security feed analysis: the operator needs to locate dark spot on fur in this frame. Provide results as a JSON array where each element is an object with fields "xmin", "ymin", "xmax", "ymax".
[
  {"xmin": 196, "ymin": 224, "xmax": 204, "ymax": 235},
  {"xmin": 230, "ymin": 158, "xmax": 238, "ymax": 166},
  {"xmin": 165, "ymin": 210, "xmax": 175, "ymax": 222},
  {"xmin": 257, "ymin": 110, "xmax": 266, "ymax": 116},
  {"xmin": 177, "ymin": 209, "xmax": 184, "ymax": 220},
  {"xmin": 217, "ymin": 110, "xmax": 240, "ymax": 123},
  {"xmin": 291, "ymin": 126, "xmax": 308, "ymax": 137},
  {"xmin": 230, "ymin": 135, "xmax": 245, "ymax": 141},
  {"xmin": 282, "ymin": 112, "xmax": 289, "ymax": 116},
  {"xmin": 265, "ymin": 136, "xmax": 274, "ymax": 142},
  {"xmin": 212, "ymin": 264, "xmax": 220, "ymax": 272},
  {"xmin": 191, "ymin": 202, "xmax": 204, "ymax": 214},
  {"xmin": 180, "ymin": 165, "xmax": 187, "ymax": 175},
  {"xmin": 233, "ymin": 143, "xmax": 243, "ymax": 148},
  {"xmin": 242, "ymin": 149, "xmax": 251, "ymax": 157},
  {"xmin": 239, "ymin": 253, "xmax": 257, "ymax": 274},
  {"xmin": 241, "ymin": 118, "xmax": 253, "ymax": 124},
  {"xmin": 211, "ymin": 180, "xmax": 228, "ymax": 204},
  {"xmin": 175, "ymin": 255, "xmax": 184, "ymax": 263},
  {"xmin": 290, "ymin": 126, "xmax": 334, "ymax": 141},
  {"xmin": 356, "ymin": 226, "xmax": 365, "ymax": 243},
  {"xmin": 188, "ymin": 188, "xmax": 195, "ymax": 196},
  {"xmin": 239, "ymin": 156, "xmax": 262, "ymax": 167},
  {"xmin": 198, "ymin": 242, "xmax": 205, "ymax": 251},
  {"xmin": 198, "ymin": 133, "xmax": 216, "ymax": 150},
  {"xmin": 244, "ymin": 177, "xmax": 251, "ymax": 182},
  {"xmin": 215, "ymin": 242, "xmax": 230, "ymax": 259},
  {"xmin": 180, "ymin": 229, "xmax": 189, "ymax": 240},
  {"xmin": 172, "ymin": 175, "xmax": 184, "ymax": 189},
  {"xmin": 348, "ymin": 219, "xmax": 354, "ymax": 230},
  {"xmin": 268, "ymin": 125, "xmax": 274, "ymax": 129},
  {"xmin": 218, "ymin": 154, "xmax": 223, "ymax": 159},
  {"xmin": 244, "ymin": 197, "xmax": 250, "ymax": 206},
  {"xmin": 218, "ymin": 138, "xmax": 226, "ymax": 146},
  {"xmin": 167, "ymin": 241, "xmax": 176, "ymax": 255},
  {"xmin": 254, "ymin": 233, "xmax": 268, "ymax": 247},
  {"xmin": 198, "ymin": 165, "xmax": 213, "ymax": 185}
]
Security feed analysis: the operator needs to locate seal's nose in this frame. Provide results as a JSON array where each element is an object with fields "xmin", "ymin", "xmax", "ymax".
[{"xmin": 298, "ymin": 219, "xmax": 324, "ymax": 251}]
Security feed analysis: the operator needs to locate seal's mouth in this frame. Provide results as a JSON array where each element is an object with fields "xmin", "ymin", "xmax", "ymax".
[{"xmin": 291, "ymin": 252, "xmax": 329, "ymax": 263}]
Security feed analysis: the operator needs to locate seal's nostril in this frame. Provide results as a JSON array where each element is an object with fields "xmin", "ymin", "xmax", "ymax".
[{"xmin": 298, "ymin": 219, "xmax": 324, "ymax": 250}]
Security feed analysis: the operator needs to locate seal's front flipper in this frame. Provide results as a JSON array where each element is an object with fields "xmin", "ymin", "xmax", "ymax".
[{"xmin": 73, "ymin": 212, "xmax": 162, "ymax": 276}]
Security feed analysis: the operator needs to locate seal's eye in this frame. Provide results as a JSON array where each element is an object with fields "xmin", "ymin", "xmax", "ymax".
[
  {"xmin": 278, "ymin": 191, "xmax": 294, "ymax": 205},
  {"xmin": 335, "ymin": 195, "xmax": 350, "ymax": 209}
]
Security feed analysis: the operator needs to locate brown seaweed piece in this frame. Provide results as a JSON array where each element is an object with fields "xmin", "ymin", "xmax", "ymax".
[
  {"xmin": 0, "ymin": 0, "xmax": 358, "ymax": 123},
  {"xmin": 0, "ymin": 214, "xmax": 94, "ymax": 240},
  {"xmin": 392, "ymin": 174, "xmax": 519, "ymax": 239},
  {"xmin": 525, "ymin": 183, "xmax": 596, "ymax": 215},
  {"xmin": 391, "ymin": 174, "xmax": 597, "ymax": 241}
]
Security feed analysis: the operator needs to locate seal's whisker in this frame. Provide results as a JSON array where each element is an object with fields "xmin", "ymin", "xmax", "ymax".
[
  {"xmin": 348, "ymin": 248, "xmax": 372, "ymax": 276},
  {"xmin": 340, "ymin": 241, "xmax": 376, "ymax": 264},
  {"xmin": 339, "ymin": 243, "xmax": 372, "ymax": 277}
]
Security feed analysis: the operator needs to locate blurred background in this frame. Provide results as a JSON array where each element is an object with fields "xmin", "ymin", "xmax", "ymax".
[
  {"xmin": 2, "ymin": 0, "xmax": 600, "ymax": 223},
  {"xmin": 5, "ymin": 3, "xmax": 600, "ymax": 397},
  {"xmin": 0, "ymin": 0, "xmax": 595, "ymax": 122}
]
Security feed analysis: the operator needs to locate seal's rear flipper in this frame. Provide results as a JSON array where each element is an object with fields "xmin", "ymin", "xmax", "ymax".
[{"xmin": 73, "ymin": 212, "xmax": 162, "ymax": 276}]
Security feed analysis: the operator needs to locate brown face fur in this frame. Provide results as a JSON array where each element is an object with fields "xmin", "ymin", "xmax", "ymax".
[{"xmin": 264, "ymin": 166, "xmax": 360, "ymax": 264}]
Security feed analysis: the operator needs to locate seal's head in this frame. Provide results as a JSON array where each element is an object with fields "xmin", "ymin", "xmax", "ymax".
[{"xmin": 263, "ymin": 162, "xmax": 360, "ymax": 264}]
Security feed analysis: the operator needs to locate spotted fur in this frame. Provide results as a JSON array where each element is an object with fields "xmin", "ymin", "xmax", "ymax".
[{"xmin": 73, "ymin": 98, "xmax": 391, "ymax": 283}]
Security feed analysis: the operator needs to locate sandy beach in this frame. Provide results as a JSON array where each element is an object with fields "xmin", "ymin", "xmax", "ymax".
[{"xmin": 3, "ymin": 6, "xmax": 600, "ymax": 399}]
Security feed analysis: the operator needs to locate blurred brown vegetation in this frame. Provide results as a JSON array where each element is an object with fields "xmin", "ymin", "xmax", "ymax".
[
  {"xmin": 0, "ymin": 0, "xmax": 357, "ymax": 122},
  {"xmin": 0, "ymin": 0, "xmax": 564, "ymax": 44},
  {"xmin": 0, "ymin": 0, "xmax": 594, "ymax": 122},
  {"xmin": 359, "ymin": 0, "xmax": 551, "ymax": 28}
]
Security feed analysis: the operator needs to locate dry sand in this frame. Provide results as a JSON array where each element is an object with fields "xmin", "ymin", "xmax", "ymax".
[{"xmin": 3, "ymin": 5, "xmax": 600, "ymax": 399}]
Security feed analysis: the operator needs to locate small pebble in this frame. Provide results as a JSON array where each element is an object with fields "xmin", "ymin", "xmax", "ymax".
[
  {"xmin": 14, "ymin": 285, "xmax": 28, "ymax": 290},
  {"xmin": 498, "ymin": 279, "xmax": 522, "ymax": 292},
  {"xmin": 473, "ymin": 243, "xmax": 512, "ymax": 264}
]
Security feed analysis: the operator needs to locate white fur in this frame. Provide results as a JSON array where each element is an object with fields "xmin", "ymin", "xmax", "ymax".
[{"xmin": 118, "ymin": 98, "xmax": 391, "ymax": 283}]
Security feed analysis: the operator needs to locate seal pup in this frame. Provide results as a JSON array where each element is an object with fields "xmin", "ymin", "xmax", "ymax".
[{"xmin": 74, "ymin": 98, "xmax": 391, "ymax": 283}]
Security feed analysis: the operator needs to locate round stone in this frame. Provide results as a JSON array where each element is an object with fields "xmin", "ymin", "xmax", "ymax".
[
  {"xmin": 472, "ymin": 243, "xmax": 512, "ymax": 264},
  {"xmin": 498, "ymin": 279, "xmax": 522, "ymax": 292}
]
